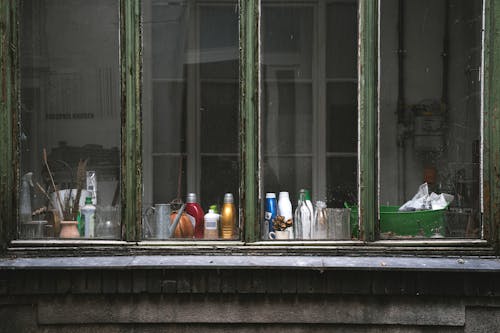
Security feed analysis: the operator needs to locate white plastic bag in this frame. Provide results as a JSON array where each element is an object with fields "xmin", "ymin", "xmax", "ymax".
[
  {"xmin": 399, "ymin": 183, "xmax": 429, "ymax": 211},
  {"xmin": 399, "ymin": 183, "xmax": 454, "ymax": 211}
]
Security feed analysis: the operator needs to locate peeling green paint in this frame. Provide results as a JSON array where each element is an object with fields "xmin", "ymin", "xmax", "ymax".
[
  {"xmin": 358, "ymin": 0, "xmax": 377, "ymax": 242},
  {"xmin": 0, "ymin": 0, "xmax": 17, "ymax": 248},
  {"xmin": 240, "ymin": 0, "xmax": 259, "ymax": 242},
  {"xmin": 483, "ymin": 0, "xmax": 500, "ymax": 250},
  {"xmin": 121, "ymin": 0, "xmax": 142, "ymax": 242}
]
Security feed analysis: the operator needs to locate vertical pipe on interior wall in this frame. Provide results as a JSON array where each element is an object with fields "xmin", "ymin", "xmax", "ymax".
[
  {"xmin": 121, "ymin": 0, "xmax": 142, "ymax": 242},
  {"xmin": 358, "ymin": 0, "xmax": 378, "ymax": 241},
  {"xmin": 0, "ymin": 0, "xmax": 17, "ymax": 248},
  {"xmin": 483, "ymin": 0, "xmax": 500, "ymax": 251},
  {"xmin": 240, "ymin": 0, "xmax": 259, "ymax": 242}
]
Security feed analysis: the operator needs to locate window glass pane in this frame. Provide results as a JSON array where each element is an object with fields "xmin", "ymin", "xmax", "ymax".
[
  {"xmin": 380, "ymin": 0, "xmax": 482, "ymax": 239},
  {"xmin": 142, "ymin": 0, "xmax": 240, "ymax": 240},
  {"xmin": 19, "ymin": 0, "xmax": 121, "ymax": 239},
  {"xmin": 261, "ymin": 0, "xmax": 358, "ymax": 240}
]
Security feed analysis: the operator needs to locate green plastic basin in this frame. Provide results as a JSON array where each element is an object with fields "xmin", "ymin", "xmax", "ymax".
[{"xmin": 347, "ymin": 204, "xmax": 446, "ymax": 237}]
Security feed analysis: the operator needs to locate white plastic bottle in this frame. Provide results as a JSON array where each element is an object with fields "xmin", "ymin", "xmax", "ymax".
[
  {"xmin": 278, "ymin": 191, "xmax": 293, "ymax": 238},
  {"xmin": 81, "ymin": 196, "xmax": 96, "ymax": 238},
  {"xmin": 204, "ymin": 209, "xmax": 219, "ymax": 239}
]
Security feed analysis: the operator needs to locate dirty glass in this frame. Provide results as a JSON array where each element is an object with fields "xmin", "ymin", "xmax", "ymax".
[
  {"xmin": 18, "ymin": 0, "xmax": 121, "ymax": 240},
  {"xmin": 141, "ymin": 0, "xmax": 240, "ymax": 240},
  {"xmin": 260, "ymin": 0, "xmax": 358, "ymax": 240},
  {"xmin": 379, "ymin": 0, "xmax": 482, "ymax": 239}
]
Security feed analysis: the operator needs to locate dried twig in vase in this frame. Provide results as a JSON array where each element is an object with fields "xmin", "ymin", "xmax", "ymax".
[
  {"xmin": 71, "ymin": 159, "xmax": 88, "ymax": 220},
  {"xmin": 43, "ymin": 148, "xmax": 64, "ymax": 218}
]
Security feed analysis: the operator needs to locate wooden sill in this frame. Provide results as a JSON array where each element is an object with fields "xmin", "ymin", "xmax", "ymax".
[{"xmin": 6, "ymin": 238, "xmax": 494, "ymax": 258}]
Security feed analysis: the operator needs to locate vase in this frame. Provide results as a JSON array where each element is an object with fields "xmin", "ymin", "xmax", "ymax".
[
  {"xmin": 268, "ymin": 230, "xmax": 290, "ymax": 240},
  {"xmin": 59, "ymin": 221, "xmax": 80, "ymax": 238}
]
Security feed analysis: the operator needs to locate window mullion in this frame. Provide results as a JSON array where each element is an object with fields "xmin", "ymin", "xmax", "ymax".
[
  {"xmin": 0, "ymin": 0, "xmax": 17, "ymax": 247},
  {"xmin": 483, "ymin": 0, "xmax": 500, "ymax": 250},
  {"xmin": 240, "ymin": 0, "xmax": 259, "ymax": 243},
  {"xmin": 121, "ymin": 0, "xmax": 142, "ymax": 242},
  {"xmin": 358, "ymin": 0, "xmax": 378, "ymax": 242}
]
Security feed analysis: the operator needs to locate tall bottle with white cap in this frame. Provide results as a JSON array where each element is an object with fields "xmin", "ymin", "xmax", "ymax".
[
  {"xmin": 277, "ymin": 191, "xmax": 293, "ymax": 238},
  {"xmin": 264, "ymin": 193, "xmax": 277, "ymax": 236},
  {"xmin": 221, "ymin": 193, "xmax": 236, "ymax": 239}
]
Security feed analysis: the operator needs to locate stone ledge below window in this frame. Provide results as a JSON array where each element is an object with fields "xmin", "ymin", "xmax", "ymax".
[{"xmin": 0, "ymin": 255, "xmax": 499, "ymax": 272}]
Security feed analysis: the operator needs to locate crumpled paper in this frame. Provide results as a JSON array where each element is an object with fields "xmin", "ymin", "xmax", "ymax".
[{"xmin": 399, "ymin": 183, "xmax": 454, "ymax": 212}]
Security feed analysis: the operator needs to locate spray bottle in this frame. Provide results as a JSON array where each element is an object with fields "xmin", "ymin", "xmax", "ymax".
[
  {"xmin": 81, "ymin": 197, "xmax": 96, "ymax": 238},
  {"xmin": 221, "ymin": 193, "xmax": 236, "ymax": 239},
  {"xmin": 20, "ymin": 172, "xmax": 34, "ymax": 224}
]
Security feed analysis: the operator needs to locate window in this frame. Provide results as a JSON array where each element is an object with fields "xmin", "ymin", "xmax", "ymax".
[
  {"xmin": 379, "ymin": 0, "xmax": 483, "ymax": 239},
  {"xmin": 142, "ymin": 0, "xmax": 240, "ymax": 240},
  {"xmin": 18, "ymin": 0, "xmax": 121, "ymax": 239},
  {"xmin": 261, "ymin": 0, "xmax": 358, "ymax": 240},
  {"xmin": 1, "ymin": 0, "xmax": 499, "ymax": 248}
]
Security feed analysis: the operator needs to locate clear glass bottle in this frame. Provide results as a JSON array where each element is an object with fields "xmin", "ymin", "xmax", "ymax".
[
  {"xmin": 294, "ymin": 189, "xmax": 312, "ymax": 239},
  {"xmin": 81, "ymin": 196, "xmax": 96, "ymax": 238},
  {"xmin": 313, "ymin": 201, "xmax": 328, "ymax": 239}
]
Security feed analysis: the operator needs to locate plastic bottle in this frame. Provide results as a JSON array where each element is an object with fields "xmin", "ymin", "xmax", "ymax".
[
  {"xmin": 221, "ymin": 193, "xmax": 236, "ymax": 239},
  {"xmin": 277, "ymin": 191, "xmax": 293, "ymax": 238},
  {"xmin": 186, "ymin": 193, "xmax": 205, "ymax": 239},
  {"xmin": 264, "ymin": 193, "xmax": 277, "ymax": 236},
  {"xmin": 204, "ymin": 209, "xmax": 219, "ymax": 239},
  {"xmin": 81, "ymin": 196, "xmax": 96, "ymax": 238},
  {"xmin": 313, "ymin": 201, "xmax": 328, "ymax": 239},
  {"xmin": 294, "ymin": 189, "xmax": 312, "ymax": 239},
  {"xmin": 209, "ymin": 204, "xmax": 221, "ymax": 236}
]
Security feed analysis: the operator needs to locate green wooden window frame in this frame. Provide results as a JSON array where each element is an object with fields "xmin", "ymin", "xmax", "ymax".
[{"xmin": 1, "ymin": 0, "xmax": 499, "ymax": 250}]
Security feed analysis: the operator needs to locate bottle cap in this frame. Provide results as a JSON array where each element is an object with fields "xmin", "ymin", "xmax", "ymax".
[
  {"xmin": 265, "ymin": 193, "xmax": 276, "ymax": 198},
  {"xmin": 186, "ymin": 193, "xmax": 197, "ymax": 203},
  {"xmin": 304, "ymin": 189, "xmax": 312, "ymax": 201},
  {"xmin": 223, "ymin": 193, "xmax": 234, "ymax": 203},
  {"xmin": 85, "ymin": 197, "xmax": 92, "ymax": 204},
  {"xmin": 209, "ymin": 204, "xmax": 218, "ymax": 213},
  {"xmin": 279, "ymin": 191, "xmax": 289, "ymax": 198}
]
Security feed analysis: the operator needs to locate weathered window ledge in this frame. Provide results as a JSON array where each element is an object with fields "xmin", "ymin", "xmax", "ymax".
[
  {"xmin": 0, "ymin": 254, "xmax": 499, "ymax": 272},
  {"xmin": 6, "ymin": 238, "xmax": 493, "ymax": 257},
  {"xmin": 0, "ymin": 238, "xmax": 495, "ymax": 271}
]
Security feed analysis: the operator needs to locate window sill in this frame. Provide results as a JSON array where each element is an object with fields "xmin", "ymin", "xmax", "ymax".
[{"xmin": 6, "ymin": 238, "xmax": 494, "ymax": 258}]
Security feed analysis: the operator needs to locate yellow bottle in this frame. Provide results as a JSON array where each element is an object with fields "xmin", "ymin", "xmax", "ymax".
[{"xmin": 221, "ymin": 193, "xmax": 236, "ymax": 239}]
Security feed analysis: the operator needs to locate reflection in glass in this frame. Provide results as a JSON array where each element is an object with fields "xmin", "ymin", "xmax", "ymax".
[
  {"xmin": 380, "ymin": 0, "xmax": 482, "ymax": 238},
  {"xmin": 142, "ymin": 0, "xmax": 240, "ymax": 239},
  {"xmin": 19, "ymin": 0, "xmax": 121, "ymax": 239},
  {"xmin": 261, "ymin": 0, "xmax": 358, "ymax": 240}
]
